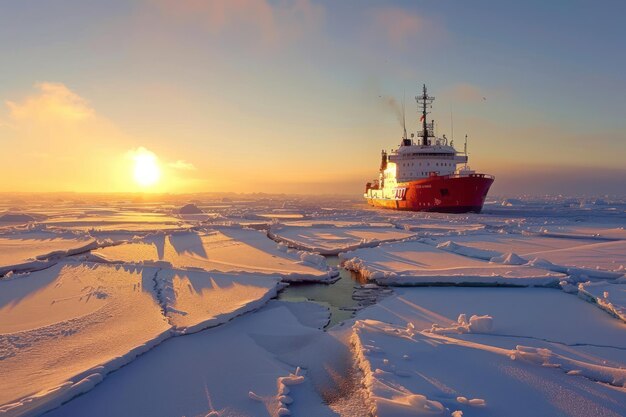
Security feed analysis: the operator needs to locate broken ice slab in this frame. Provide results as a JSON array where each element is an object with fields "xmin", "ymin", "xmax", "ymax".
[
  {"xmin": 91, "ymin": 226, "xmax": 337, "ymax": 282},
  {"xmin": 269, "ymin": 223, "xmax": 415, "ymax": 255},
  {"xmin": 155, "ymin": 268, "xmax": 284, "ymax": 333},
  {"xmin": 340, "ymin": 240, "xmax": 564, "ymax": 286},
  {"xmin": 579, "ymin": 281, "xmax": 626, "ymax": 322},
  {"xmin": 0, "ymin": 262, "xmax": 171, "ymax": 417},
  {"xmin": 0, "ymin": 228, "xmax": 99, "ymax": 276}
]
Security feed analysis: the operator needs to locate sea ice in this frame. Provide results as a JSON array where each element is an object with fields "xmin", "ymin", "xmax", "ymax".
[
  {"xmin": 269, "ymin": 223, "xmax": 415, "ymax": 255},
  {"xmin": 0, "ymin": 262, "xmax": 171, "ymax": 417},
  {"xmin": 351, "ymin": 286, "xmax": 626, "ymax": 417},
  {"xmin": 578, "ymin": 281, "xmax": 626, "ymax": 322},
  {"xmin": 42, "ymin": 302, "xmax": 337, "ymax": 417},
  {"xmin": 340, "ymin": 240, "xmax": 563, "ymax": 286},
  {"xmin": 356, "ymin": 287, "xmax": 626, "ymax": 350},
  {"xmin": 91, "ymin": 226, "xmax": 337, "ymax": 282},
  {"xmin": 429, "ymin": 234, "xmax": 594, "ymax": 260},
  {"xmin": 524, "ymin": 240, "xmax": 626, "ymax": 278},
  {"xmin": 0, "ymin": 228, "xmax": 98, "ymax": 276},
  {"xmin": 154, "ymin": 268, "xmax": 284, "ymax": 333},
  {"xmin": 41, "ymin": 210, "xmax": 186, "ymax": 232},
  {"xmin": 2, "ymin": 195, "xmax": 625, "ymax": 417},
  {"xmin": 427, "ymin": 234, "xmax": 625, "ymax": 278}
]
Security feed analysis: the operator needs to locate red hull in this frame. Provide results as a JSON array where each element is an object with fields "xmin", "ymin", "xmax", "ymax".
[{"xmin": 367, "ymin": 174, "xmax": 494, "ymax": 213}]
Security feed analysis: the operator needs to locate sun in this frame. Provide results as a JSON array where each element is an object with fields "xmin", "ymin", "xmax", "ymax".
[{"xmin": 132, "ymin": 149, "xmax": 161, "ymax": 187}]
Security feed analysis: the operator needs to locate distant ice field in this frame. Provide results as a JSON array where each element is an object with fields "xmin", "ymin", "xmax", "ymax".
[{"xmin": 0, "ymin": 194, "xmax": 624, "ymax": 417}]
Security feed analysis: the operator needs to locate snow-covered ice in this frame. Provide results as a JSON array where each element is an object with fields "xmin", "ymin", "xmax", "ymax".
[
  {"xmin": 91, "ymin": 227, "xmax": 337, "ymax": 282},
  {"xmin": 525, "ymin": 240, "xmax": 626, "ymax": 278},
  {"xmin": 0, "ymin": 262, "xmax": 171, "ymax": 417},
  {"xmin": 1, "ymin": 194, "xmax": 625, "ymax": 417},
  {"xmin": 42, "ymin": 211, "xmax": 186, "ymax": 233},
  {"xmin": 426, "ymin": 234, "xmax": 626, "ymax": 279},
  {"xmin": 0, "ymin": 228, "xmax": 98, "ymax": 276},
  {"xmin": 155, "ymin": 268, "xmax": 284, "ymax": 333},
  {"xmin": 578, "ymin": 281, "xmax": 626, "ymax": 322},
  {"xmin": 41, "ymin": 301, "xmax": 337, "ymax": 417},
  {"xmin": 269, "ymin": 223, "xmax": 415, "ymax": 255},
  {"xmin": 351, "ymin": 286, "xmax": 626, "ymax": 417},
  {"xmin": 352, "ymin": 318, "xmax": 626, "ymax": 417},
  {"xmin": 340, "ymin": 240, "xmax": 563, "ymax": 286}
]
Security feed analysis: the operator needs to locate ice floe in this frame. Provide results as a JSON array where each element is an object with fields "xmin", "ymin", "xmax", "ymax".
[
  {"xmin": 269, "ymin": 223, "xmax": 415, "ymax": 255},
  {"xmin": 578, "ymin": 281, "xmax": 626, "ymax": 322},
  {"xmin": 41, "ymin": 210, "xmax": 186, "ymax": 233},
  {"xmin": 427, "ymin": 234, "xmax": 626, "ymax": 279},
  {"xmin": 0, "ymin": 228, "xmax": 99, "ymax": 276},
  {"xmin": 1, "ymin": 194, "xmax": 625, "ymax": 417},
  {"xmin": 42, "ymin": 301, "xmax": 336, "ymax": 417},
  {"xmin": 91, "ymin": 226, "xmax": 337, "ymax": 282},
  {"xmin": 340, "ymin": 240, "xmax": 563, "ymax": 286},
  {"xmin": 351, "ymin": 286, "xmax": 626, "ymax": 417},
  {"xmin": 0, "ymin": 262, "xmax": 171, "ymax": 417},
  {"xmin": 154, "ymin": 268, "xmax": 284, "ymax": 333}
]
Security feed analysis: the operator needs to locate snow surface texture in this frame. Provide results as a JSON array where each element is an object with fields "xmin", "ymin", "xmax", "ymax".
[
  {"xmin": 269, "ymin": 223, "xmax": 415, "ymax": 255},
  {"xmin": 1, "ymin": 195, "xmax": 626, "ymax": 417},
  {"xmin": 351, "ymin": 287, "xmax": 626, "ymax": 417},
  {"xmin": 0, "ymin": 263, "xmax": 289, "ymax": 417},
  {"xmin": 427, "ymin": 234, "xmax": 626, "ymax": 279},
  {"xmin": 0, "ymin": 262, "xmax": 172, "ymax": 417},
  {"xmin": 42, "ymin": 301, "xmax": 338, "ymax": 417},
  {"xmin": 154, "ymin": 268, "xmax": 284, "ymax": 333},
  {"xmin": 340, "ymin": 240, "xmax": 564, "ymax": 286},
  {"xmin": 41, "ymin": 210, "xmax": 186, "ymax": 232},
  {"xmin": 578, "ymin": 281, "xmax": 626, "ymax": 322},
  {"xmin": 0, "ymin": 227, "xmax": 99, "ymax": 276},
  {"xmin": 91, "ymin": 227, "xmax": 337, "ymax": 282}
]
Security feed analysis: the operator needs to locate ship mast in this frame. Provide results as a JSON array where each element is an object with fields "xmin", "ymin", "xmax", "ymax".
[{"xmin": 416, "ymin": 84, "xmax": 435, "ymax": 146}]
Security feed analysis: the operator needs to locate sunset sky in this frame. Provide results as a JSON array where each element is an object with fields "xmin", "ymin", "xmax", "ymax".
[{"xmin": 1, "ymin": 0, "xmax": 625, "ymax": 195}]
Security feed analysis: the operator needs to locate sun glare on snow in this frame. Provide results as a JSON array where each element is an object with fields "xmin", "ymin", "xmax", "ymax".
[{"xmin": 132, "ymin": 148, "xmax": 161, "ymax": 187}]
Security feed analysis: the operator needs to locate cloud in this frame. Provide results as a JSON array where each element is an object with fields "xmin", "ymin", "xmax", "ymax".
[
  {"xmin": 156, "ymin": 0, "xmax": 324, "ymax": 47},
  {"xmin": 369, "ymin": 7, "xmax": 444, "ymax": 49},
  {"xmin": 168, "ymin": 159, "xmax": 197, "ymax": 170},
  {"xmin": 5, "ymin": 82, "xmax": 95, "ymax": 123},
  {"xmin": 442, "ymin": 83, "xmax": 486, "ymax": 103},
  {"xmin": 373, "ymin": 7, "xmax": 423, "ymax": 44},
  {"xmin": 1, "ymin": 83, "xmax": 134, "ymax": 192},
  {"xmin": 126, "ymin": 146, "xmax": 158, "ymax": 161},
  {"xmin": 440, "ymin": 83, "xmax": 512, "ymax": 104},
  {"xmin": 1, "ymin": 83, "xmax": 205, "ymax": 193}
]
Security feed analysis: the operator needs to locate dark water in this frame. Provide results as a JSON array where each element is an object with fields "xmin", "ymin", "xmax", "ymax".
[{"xmin": 277, "ymin": 256, "xmax": 368, "ymax": 328}]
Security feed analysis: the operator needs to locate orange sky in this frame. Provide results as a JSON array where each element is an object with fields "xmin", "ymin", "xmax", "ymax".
[{"xmin": 2, "ymin": 1, "xmax": 625, "ymax": 196}]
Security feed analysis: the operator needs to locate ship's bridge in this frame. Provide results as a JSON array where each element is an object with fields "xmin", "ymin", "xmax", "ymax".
[
  {"xmin": 387, "ymin": 140, "xmax": 468, "ymax": 182},
  {"xmin": 392, "ymin": 143, "xmax": 456, "ymax": 157}
]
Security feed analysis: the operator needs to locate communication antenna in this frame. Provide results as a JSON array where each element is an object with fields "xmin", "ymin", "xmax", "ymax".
[
  {"xmin": 464, "ymin": 134, "xmax": 468, "ymax": 168},
  {"xmin": 416, "ymin": 84, "xmax": 435, "ymax": 146}
]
